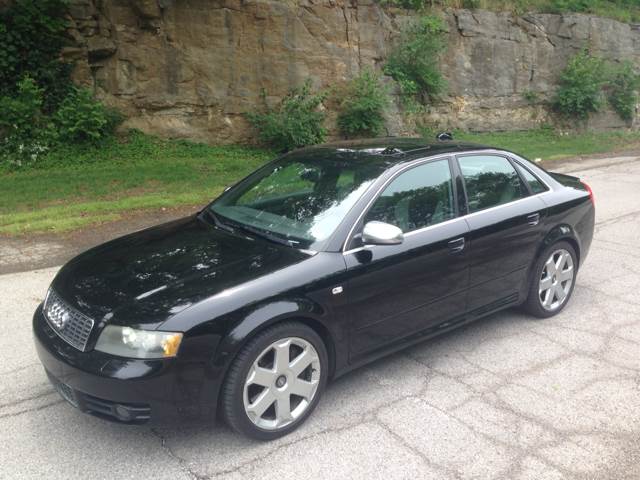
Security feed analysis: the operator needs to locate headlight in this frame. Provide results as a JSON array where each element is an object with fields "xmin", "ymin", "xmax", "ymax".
[{"xmin": 95, "ymin": 325, "xmax": 183, "ymax": 359}]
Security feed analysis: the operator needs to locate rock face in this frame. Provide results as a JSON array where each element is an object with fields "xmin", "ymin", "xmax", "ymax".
[{"xmin": 64, "ymin": 0, "xmax": 640, "ymax": 143}]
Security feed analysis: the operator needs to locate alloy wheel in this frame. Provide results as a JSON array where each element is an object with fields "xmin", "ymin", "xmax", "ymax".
[
  {"xmin": 539, "ymin": 248, "xmax": 574, "ymax": 311},
  {"xmin": 243, "ymin": 337, "xmax": 321, "ymax": 430}
]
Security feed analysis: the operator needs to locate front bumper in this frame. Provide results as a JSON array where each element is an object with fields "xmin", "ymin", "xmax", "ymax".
[{"xmin": 33, "ymin": 304, "xmax": 221, "ymax": 425}]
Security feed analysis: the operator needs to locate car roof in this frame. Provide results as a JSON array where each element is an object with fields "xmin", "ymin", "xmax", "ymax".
[{"xmin": 288, "ymin": 137, "xmax": 496, "ymax": 168}]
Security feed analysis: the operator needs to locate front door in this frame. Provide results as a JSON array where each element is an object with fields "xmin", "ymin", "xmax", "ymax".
[{"xmin": 343, "ymin": 157, "xmax": 470, "ymax": 359}]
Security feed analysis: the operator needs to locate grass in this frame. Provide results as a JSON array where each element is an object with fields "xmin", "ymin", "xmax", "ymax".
[
  {"xmin": 391, "ymin": 0, "xmax": 640, "ymax": 24},
  {"xmin": 2, "ymin": 128, "xmax": 640, "ymax": 236},
  {"xmin": 455, "ymin": 128, "xmax": 640, "ymax": 161},
  {"xmin": 0, "ymin": 131, "xmax": 273, "ymax": 235}
]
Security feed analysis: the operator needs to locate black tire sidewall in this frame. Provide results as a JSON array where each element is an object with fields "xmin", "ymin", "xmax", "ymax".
[
  {"xmin": 222, "ymin": 322, "xmax": 328, "ymax": 441},
  {"xmin": 526, "ymin": 240, "xmax": 578, "ymax": 318}
]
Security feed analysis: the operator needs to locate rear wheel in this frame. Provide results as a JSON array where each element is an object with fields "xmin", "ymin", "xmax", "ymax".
[
  {"xmin": 221, "ymin": 322, "xmax": 328, "ymax": 440},
  {"xmin": 524, "ymin": 241, "xmax": 577, "ymax": 318}
]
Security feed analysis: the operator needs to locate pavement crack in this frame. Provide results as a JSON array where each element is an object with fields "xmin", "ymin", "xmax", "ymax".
[{"xmin": 150, "ymin": 428, "xmax": 210, "ymax": 480}]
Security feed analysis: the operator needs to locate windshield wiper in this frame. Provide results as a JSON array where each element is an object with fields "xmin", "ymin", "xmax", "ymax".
[
  {"xmin": 206, "ymin": 209, "xmax": 299, "ymax": 248},
  {"xmin": 203, "ymin": 209, "xmax": 235, "ymax": 233},
  {"xmin": 232, "ymin": 222, "xmax": 300, "ymax": 248}
]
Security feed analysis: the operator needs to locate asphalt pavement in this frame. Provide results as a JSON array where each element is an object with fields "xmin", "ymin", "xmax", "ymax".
[{"xmin": 1, "ymin": 155, "xmax": 640, "ymax": 479}]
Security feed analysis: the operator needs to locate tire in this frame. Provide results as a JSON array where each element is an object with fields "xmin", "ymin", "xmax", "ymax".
[
  {"xmin": 523, "ymin": 240, "xmax": 578, "ymax": 318},
  {"xmin": 220, "ymin": 321, "xmax": 328, "ymax": 441}
]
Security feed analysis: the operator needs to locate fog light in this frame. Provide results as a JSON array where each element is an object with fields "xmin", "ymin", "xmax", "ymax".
[{"xmin": 114, "ymin": 404, "xmax": 132, "ymax": 421}]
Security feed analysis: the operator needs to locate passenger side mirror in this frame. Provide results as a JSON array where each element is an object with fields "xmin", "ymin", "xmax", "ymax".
[{"xmin": 362, "ymin": 221, "xmax": 404, "ymax": 246}]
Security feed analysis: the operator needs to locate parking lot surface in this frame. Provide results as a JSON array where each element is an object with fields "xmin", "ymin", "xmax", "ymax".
[{"xmin": 1, "ymin": 156, "xmax": 639, "ymax": 479}]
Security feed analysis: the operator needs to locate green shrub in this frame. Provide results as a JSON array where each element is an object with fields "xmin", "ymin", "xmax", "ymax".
[
  {"xmin": 552, "ymin": 50, "xmax": 608, "ymax": 119},
  {"xmin": 53, "ymin": 88, "xmax": 123, "ymax": 143},
  {"xmin": 607, "ymin": 61, "xmax": 639, "ymax": 122},
  {"xmin": 522, "ymin": 90, "xmax": 540, "ymax": 104},
  {"xmin": 246, "ymin": 81, "xmax": 327, "ymax": 152},
  {"xmin": 0, "ymin": 0, "xmax": 72, "ymax": 112},
  {"xmin": 0, "ymin": 77, "xmax": 51, "ymax": 166},
  {"xmin": 337, "ymin": 70, "xmax": 389, "ymax": 138},
  {"xmin": 384, "ymin": 15, "xmax": 447, "ymax": 109}
]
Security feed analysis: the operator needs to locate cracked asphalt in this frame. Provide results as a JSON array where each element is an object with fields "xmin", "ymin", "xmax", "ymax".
[{"xmin": 1, "ymin": 156, "xmax": 640, "ymax": 480}]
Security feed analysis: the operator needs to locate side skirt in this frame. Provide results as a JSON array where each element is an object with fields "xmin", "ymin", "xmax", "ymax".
[{"xmin": 334, "ymin": 294, "xmax": 521, "ymax": 380}]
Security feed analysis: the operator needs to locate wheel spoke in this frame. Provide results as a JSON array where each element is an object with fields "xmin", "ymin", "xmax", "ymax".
[
  {"xmin": 247, "ymin": 365, "xmax": 275, "ymax": 388},
  {"xmin": 273, "ymin": 340, "xmax": 291, "ymax": 374},
  {"xmin": 289, "ymin": 377, "xmax": 316, "ymax": 399},
  {"xmin": 289, "ymin": 348, "xmax": 317, "ymax": 377},
  {"xmin": 545, "ymin": 258, "xmax": 557, "ymax": 275},
  {"xmin": 247, "ymin": 389, "xmax": 275, "ymax": 418},
  {"xmin": 542, "ymin": 288, "xmax": 554, "ymax": 308},
  {"xmin": 558, "ymin": 266, "xmax": 573, "ymax": 282},
  {"xmin": 554, "ymin": 253, "xmax": 564, "ymax": 271},
  {"xmin": 555, "ymin": 285, "xmax": 567, "ymax": 302},
  {"xmin": 275, "ymin": 395, "xmax": 292, "ymax": 425},
  {"xmin": 539, "ymin": 276, "xmax": 553, "ymax": 293}
]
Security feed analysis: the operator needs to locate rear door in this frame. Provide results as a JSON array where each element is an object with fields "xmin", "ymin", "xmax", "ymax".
[
  {"xmin": 456, "ymin": 154, "xmax": 548, "ymax": 314},
  {"xmin": 343, "ymin": 157, "xmax": 470, "ymax": 358}
]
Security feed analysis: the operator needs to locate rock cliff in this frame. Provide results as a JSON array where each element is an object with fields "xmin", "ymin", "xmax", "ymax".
[{"xmin": 64, "ymin": 0, "xmax": 640, "ymax": 143}]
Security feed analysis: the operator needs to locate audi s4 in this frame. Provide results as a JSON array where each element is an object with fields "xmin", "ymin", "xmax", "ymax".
[{"xmin": 33, "ymin": 137, "xmax": 594, "ymax": 440}]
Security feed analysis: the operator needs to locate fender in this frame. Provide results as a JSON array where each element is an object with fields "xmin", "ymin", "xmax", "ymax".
[
  {"xmin": 520, "ymin": 223, "xmax": 581, "ymax": 302},
  {"xmin": 210, "ymin": 296, "xmax": 338, "ymax": 372},
  {"xmin": 539, "ymin": 223, "xmax": 582, "ymax": 267}
]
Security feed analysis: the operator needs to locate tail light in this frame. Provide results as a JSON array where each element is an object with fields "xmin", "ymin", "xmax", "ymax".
[{"xmin": 581, "ymin": 181, "xmax": 594, "ymax": 206}]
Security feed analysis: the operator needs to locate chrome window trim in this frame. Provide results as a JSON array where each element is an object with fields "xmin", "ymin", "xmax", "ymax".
[
  {"xmin": 341, "ymin": 149, "xmax": 554, "ymax": 254},
  {"xmin": 341, "ymin": 154, "xmax": 453, "ymax": 253}
]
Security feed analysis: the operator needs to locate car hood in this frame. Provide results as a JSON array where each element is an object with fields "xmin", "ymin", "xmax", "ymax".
[{"xmin": 52, "ymin": 215, "xmax": 311, "ymax": 330}]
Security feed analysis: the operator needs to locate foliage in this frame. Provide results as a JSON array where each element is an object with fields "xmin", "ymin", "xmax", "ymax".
[
  {"xmin": 384, "ymin": 15, "xmax": 447, "ymax": 110},
  {"xmin": 0, "ymin": 77, "xmax": 51, "ymax": 166},
  {"xmin": 246, "ymin": 81, "xmax": 327, "ymax": 152},
  {"xmin": 376, "ymin": 0, "xmax": 640, "ymax": 23},
  {"xmin": 607, "ymin": 61, "xmax": 639, "ymax": 122},
  {"xmin": 544, "ymin": 0, "xmax": 640, "ymax": 22},
  {"xmin": 0, "ymin": 0, "xmax": 123, "ymax": 168},
  {"xmin": 552, "ymin": 50, "xmax": 608, "ymax": 119},
  {"xmin": 53, "ymin": 88, "xmax": 123, "ymax": 143},
  {"xmin": 522, "ymin": 90, "xmax": 540, "ymax": 104},
  {"xmin": 337, "ymin": 69, "xmax": 389, "ymax": 138},
  {"xmin": 0, "ymin": 0, "xmax": 72, "ymax": 112}
]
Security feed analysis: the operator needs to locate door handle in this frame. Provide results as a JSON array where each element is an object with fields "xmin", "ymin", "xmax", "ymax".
[
  {"xmin": 527, "ymin": 213, "xmax": 540, "ymax": 226},
  {"xmin": 448, "ymin": 237, "xmax": 465, "ymax": 253}
]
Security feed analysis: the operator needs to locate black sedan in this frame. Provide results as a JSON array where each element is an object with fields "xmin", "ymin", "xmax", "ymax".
[{"xmin": 33, "ymin": 137, "xmax": 594, "ymax": 440}]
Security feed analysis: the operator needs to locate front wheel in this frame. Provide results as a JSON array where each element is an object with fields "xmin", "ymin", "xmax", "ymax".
[
  {"xmin": 220, "ymin": 322, "xmax": 328, "ymax": 440},
  {"xmin": 523, "ymin": 241, "xmax": 578, "ymax": 318}
]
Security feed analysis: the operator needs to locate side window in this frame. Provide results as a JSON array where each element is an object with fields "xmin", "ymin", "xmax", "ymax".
[
  {"xmin": 364, "ymin": 159, "xmax": 455, "ymax": 232},
  {"xmin": 458, "ymin": 155, "xmax": 528, "ymax": 213},
  {"xmin": 514, "ymin": 163, "xmax": 548, "ymax": 194}
]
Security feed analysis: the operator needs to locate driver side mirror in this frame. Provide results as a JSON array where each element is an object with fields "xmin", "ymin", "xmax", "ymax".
[{"xmin": 362, "ymin": 221, "xmax": 404, "ymax": 246}]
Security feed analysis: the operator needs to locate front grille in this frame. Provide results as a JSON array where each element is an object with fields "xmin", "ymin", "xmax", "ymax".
[{"xmin": 43, "ymin": 289, "xmax": 94, "ymax": 351}]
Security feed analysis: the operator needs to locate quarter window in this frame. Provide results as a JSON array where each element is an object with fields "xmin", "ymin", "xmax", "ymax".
[
  {"xmin": 365, "ymin": 159, "xmax": 456, "ymax": 232},
  {"xmin": 458, "ymin": 155, "xmax": 528, "ymax": 213},
  {"xmin": 514, "ymin": 163, "xmax": 547, "ymax": 194}
]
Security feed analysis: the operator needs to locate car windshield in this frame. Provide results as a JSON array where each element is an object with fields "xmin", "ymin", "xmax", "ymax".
[{"xmin": 209, "ymin": 152, "xmax": 387, "ymax": 249}]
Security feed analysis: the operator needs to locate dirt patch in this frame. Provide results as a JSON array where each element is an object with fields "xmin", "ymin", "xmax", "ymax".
[{"xmin": 0, "ymin": 205, "xmax": 200, "ymax": 274}]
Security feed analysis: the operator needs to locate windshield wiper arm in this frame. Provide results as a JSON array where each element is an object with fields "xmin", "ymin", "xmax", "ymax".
[
  {"xmin": 233, "ymin": 222, "xmax": 299, "ymax": 248},
  {"xmin": 203, "ymin": 209, "xmax": 235, "ymax": 233},
  {"xmin": 205, "ymin": 209, "xmax": 300, "ymax": 248}
]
